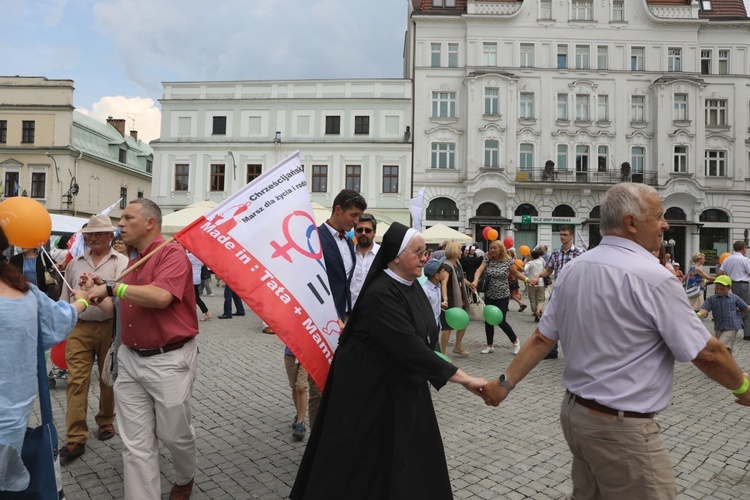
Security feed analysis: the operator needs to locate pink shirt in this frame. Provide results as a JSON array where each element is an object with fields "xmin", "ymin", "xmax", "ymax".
[{"xmin": 120, "ymin": 236, "xmax": 198, "ymax": 349}]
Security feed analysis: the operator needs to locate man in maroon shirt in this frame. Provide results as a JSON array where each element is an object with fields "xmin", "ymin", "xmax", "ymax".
[{"xmin": 89, "ymin": 199, "xmax": 198, "ymax": 500}]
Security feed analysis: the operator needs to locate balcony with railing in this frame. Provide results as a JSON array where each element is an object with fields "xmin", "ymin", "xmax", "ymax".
[{"xmin": 512, "ymin": 168, "xmax": 658, "ymax": 186}]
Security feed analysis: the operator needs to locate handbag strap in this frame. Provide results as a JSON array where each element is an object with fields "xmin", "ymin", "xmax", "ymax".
[{"xmin": 35, "ymin": 333, "xmax": 54, "ymax": 425}]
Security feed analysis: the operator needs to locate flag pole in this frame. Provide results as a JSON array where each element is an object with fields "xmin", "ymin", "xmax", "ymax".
[{"xmin": 114, "ymin": 237, "xmax": 175, "ymax": 282}]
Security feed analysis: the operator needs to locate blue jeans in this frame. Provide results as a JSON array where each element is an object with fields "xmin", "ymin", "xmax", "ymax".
[{"xmin": 223, "ymin": 286, "xmax": 245, "ymax": 316}]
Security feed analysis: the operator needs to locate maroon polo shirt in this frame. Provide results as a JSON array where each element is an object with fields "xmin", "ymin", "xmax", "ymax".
[{"xmin": 120, "ymin": 235, "xmax": 198, "ymax": 349}]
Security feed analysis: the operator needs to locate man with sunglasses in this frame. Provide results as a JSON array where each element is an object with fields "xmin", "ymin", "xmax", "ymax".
[{"xmin": 350, "ymin": 213, "xmax": 380, "ymax": 306}]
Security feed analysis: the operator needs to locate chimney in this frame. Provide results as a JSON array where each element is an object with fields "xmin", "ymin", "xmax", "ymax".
[
  {"xmin": 129, "ymin": 130, "xmax": 138, "ymax": 140},
  {"xmin": 106, "ymin": 116, "xmax": 126, "ymax": 137}
]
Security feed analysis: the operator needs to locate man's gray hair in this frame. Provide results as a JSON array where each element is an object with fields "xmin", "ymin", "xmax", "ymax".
[
  {"xmin": 129, "ymin": 198, "xmax": 162, "ymax": 227},
  {"xmin": 600, "ymin": 183, "xmax": 658, "ymax": 236}
]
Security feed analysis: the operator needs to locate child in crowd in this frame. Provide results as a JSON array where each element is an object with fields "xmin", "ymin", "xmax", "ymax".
[
  {"xmin": 524, "ymin": 249, "xmax": 547, "ymax": 322},
  {"xmin": 421, "ymin": 257, "xmax": 448, "ymax": 351},
  {"xmin": 697, "ymin": 275, "xmax": 750, "ymax": 352},
  {"xmin": 284, "ymin": 346, "xmax": 310, "ymax": 440}
]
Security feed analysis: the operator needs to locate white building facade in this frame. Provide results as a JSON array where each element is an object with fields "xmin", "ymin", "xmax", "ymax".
[
  {"xmin": 151, "ymin": 79, "xmax": 413, "ymax": 226},
  {"xmin": 406, "ymin": 0, "xmax": 750, "ymax": 267}
]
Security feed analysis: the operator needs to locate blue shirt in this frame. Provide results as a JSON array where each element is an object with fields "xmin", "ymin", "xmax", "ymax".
[
  {"xmin": 421, "ymin": 279, "xmax": 442, "ymax": 329},
  {"xmin": 0, "ymin": 285, "xmax": 77, "ymax": 491},
  {"xmin": 701, "ymin": 293, "xmax": 748, "ymax": 331},
  {"xmin": 22, "ymin": 257, "xmax": 36, "ymax": 285}
]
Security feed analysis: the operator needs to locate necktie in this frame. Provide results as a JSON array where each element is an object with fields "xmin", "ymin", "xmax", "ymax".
[{"xmin": 338, "ymin": 231, "xmax": 346, "ymax": 240}]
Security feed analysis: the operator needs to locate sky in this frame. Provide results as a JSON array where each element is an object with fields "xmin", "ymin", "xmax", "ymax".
[
  {"xmin": 3, "ymin": 1, "xmax": 750, "ymax": 144},
  {"xmin": 2, "ymin": 0, "xmax": 409, "ymax": 143}
]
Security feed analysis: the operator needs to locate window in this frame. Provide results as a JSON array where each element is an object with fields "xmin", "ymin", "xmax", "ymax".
[
  {"xmin": 701, "ymin": 50, "xmax": 711, "ymax": 75},
  {"xmin": 432, "ymin": 92, "xmax": 456, "ymax": 118},
  {"xmin": 557, "ymin": 93, "xmax": 569, "ymax": 120},
  {"xmin": 247, "ymin": 164, "xmax": 262, "ymax": 184},
  {"xmin": 483, "ymin": 43, "xmax": 497, "ymax": 66},
  {"xmin": 354, "ymin": 116, "xmax": 370, "ymax": 134},
  {"xmin": 210, "ymin": 164, "xmax": 225, "ymax": 191},
  {"xmin": 212, "ymin": 116, "xmax": 226, "ymax": 135},
  {"xmin": 3, "ymin": 172, "xmax": 19, "ymax": 197},
  {"xmin": 432, "ymin": 0, "xmax": 456, "ymax": 6},
  {"xmin": 119, "ymin": 187, "xmax": 127, "ymax": 209},
  {"xmin": 597, "ymin": 145, "xmax": 608, "ymax": 172},
  {"xmin": 540, "ymin": 0, "xmax": 552, "ymax": 19},
  {"xmin": 426, "ymin": 197, "xmax": 459, "ymax": 221},
  {"xmin": 448, "ymin": 43, "xmax": 459, "ymax": 67},
  {"xmin": 557, "ymin": 44, "xmax": 568, "ymax": 69},
  {"xmin": 572, "ymin": 0, "xmax": 593, "ymax": 20},
  {"xmin": 174, "ymin": 164, "xmax": 189, "ymax": 191},
  {"xmin": 597, "ymin": 95, "xmax": 609, "ymax": 121},
  {"xmin": 431, "ymin": 143, "xmax": 456, "ymax": 169},
  {"xmin": 519, "ymin": 144, "xmax": 534, "ymax": 171},
  {"xmin": 30, "ymin": 172, "xmax": 46, "ymax": 198},
  {"xmin": 383, "ymin": 165, "xmax": 399, "ymax": 193},
  {"xmin": 705, "ymin": 150, "xmax": 726, "ymax": 177},
  {"xmin": 0, "ymin": 120, "xmax": 6, "ymax": 143},
  {"xmin": 613, "ymin": 1, "xmax": 624, "ymax": 21},
  {"xmin": 137, "ymin": 190, "xmax": 144, "ymax": 199},
  {"xmin": 718, "ymin": 50, "xmax": 729, "ymax": 74},
  {"xmin": 146, "ymin": 159, "xmax": 153, "ymax": 173},
  {"xmin": 520, "ymin": 44, "xmax": 535, "ymax": 68},
  {"xmin": 520, "ymin": 92, "xmax": 534, "ymax": 119},
  {"xmin": 700, "ymin": 0, "xmax": 712, "ymax": 11},
  {"xmin": 631, "ymin": 47, "xmax": 644, "ymax": 71},
  {"xmin": 575, "ymin": 94, "xmax": 590, "ymax": 121},
  {"xmin": 705, "ymin": 99, "xmax": 727, "ymax": 126},
  {"xmin": 575, "ymin": 145, "xmax": 589, "ymax": 172},
  {"xmin": 674, "ymin": 94, "xmax": 688, "ymax": 121},
  {"xmin": 312, "ymin": 165, "xmax": 327, "ymax": 193},
  {"xmin": 484, "ymin": 87, "xmax": 499, "ymax": 115},
  {"xmin": 345, "ymin": 165, "xmax": 361, "ymax": 192},
  {"xmin": 119, "ymin": 149, "xmax": 127, "ymax": 163},
  {"xmin": 21, "ymin": 121, "xmax": 35, "ymax": 143},
  {"xmin": 575, "ymin": 45, "xmax": 590, "ymax": 69},
  {"xmin": 674, "ymin": 146, "xmax": 688, "ymax": 173},
  {"xmin": 431, "ymin": 43, "xmax": 441, "ymax": 67},
  {"xmin": 484, "ymin": 140, "xmax": 500, "ymax": 168},
  {"xmin": 557, "ymin": 144, "xmax": 568, "ymax": 171},
  {"xmin": 325, "ymin": 115, "xmax": 341, "ymax": 134},
  {"xmin": 631, "ymin": 147, "xmax": 645, "ymax": 173},
  {"xmin": 631, "ymin": 95, "xmax": 645, "ymax": 122},
  {"xmin": 597, "ymin": 46, "xmax": 608, "ymax": 69},
  {"xmin": 668, "ymin": 48, "xmax": 682, "ymax": 72}
]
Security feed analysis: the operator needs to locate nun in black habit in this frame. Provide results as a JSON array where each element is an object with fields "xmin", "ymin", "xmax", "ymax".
[{"xmin": 291, "ymin": 222, "xmax": 488, "ymax": 500}]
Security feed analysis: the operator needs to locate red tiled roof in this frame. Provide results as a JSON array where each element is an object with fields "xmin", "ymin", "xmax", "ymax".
[{"xmin": 647, "ymin": 0, "xmax": 747, "ymax": 18}]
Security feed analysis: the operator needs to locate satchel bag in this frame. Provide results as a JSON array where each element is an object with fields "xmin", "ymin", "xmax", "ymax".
[
  {"xmin": 477, "ymin": 273, "xmax": 489, "ymax": 294},
  {"xmin": 6, "ymin": 333, "xmax": 65, "ymax": 499},
  {"xmin": 468, "ymin": 291, "xmax": 485, "ymax": 321},
  {"xmin": 685, "ymin": 284, "xmax": 702, "ymax": 298},
  {"xmin": 101, "ymin": 342, "xmax": 116, "ymax": 387},
  {"xmin": 684, "ymin": 267, "xmax": 703, "ymax": 298}
]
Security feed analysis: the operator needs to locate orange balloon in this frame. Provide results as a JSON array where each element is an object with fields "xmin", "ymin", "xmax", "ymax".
[
  {"xmin": 487, "ymin": 228, "xmax": 499, "ymax": 241},
  {"xmin": 519, "ymin": 245, "xmax": 531, "ymax": 256},
  {"xmin": 515, "ymin": 259, "xmax": 524, "ymax": 270},
  {"xmin": 719, "ymin": 252, "xmax": 731, "ymax": 265},
  {"xmin": 0, "ymin": 197, "xmax": 52, "ymax": 248}
]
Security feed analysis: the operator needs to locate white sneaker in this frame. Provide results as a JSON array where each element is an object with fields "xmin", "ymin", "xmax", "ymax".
[
  {"xmin": 480, "ymin": 346, "xmax": 494, "ymax": 354},
  {"xmin": 513, "ymin": 342, "xmax": 521, "ymax": 355}
]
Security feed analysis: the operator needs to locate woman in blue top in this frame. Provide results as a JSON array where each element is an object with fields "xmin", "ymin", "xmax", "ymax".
[
  {"xmin": 686, "ymin": 252, "xmax": 715, "ymax": 311},
  {"xmin": 0, "ymin": 226, "xmax": 88, "ymax": 493}
]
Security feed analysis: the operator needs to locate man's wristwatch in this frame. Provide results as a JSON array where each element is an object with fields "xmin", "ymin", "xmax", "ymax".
[
  {"xmin": 105, "ymin": 280, "xmax": 116, "ymax": 297},
  {"xmin": 498, "ymin": 373, "xmax": 515, "ymax": 391}
]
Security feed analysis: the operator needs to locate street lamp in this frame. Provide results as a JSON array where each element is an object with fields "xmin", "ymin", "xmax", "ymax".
[
  {"xmin": 45, "ymin": 152, "xmax": 59, "ymax": 181},
  {"xmin": 227, "ymin": 150, "xmax": 236, "ymax": 180}
]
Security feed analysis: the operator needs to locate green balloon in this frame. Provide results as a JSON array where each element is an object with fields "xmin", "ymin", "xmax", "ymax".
[
  {"xmin": 445, "ymin": 307, "xmax": 470, "ymax": 330},
  {"xmin": 435, "ymin": 351, "xmax": 452, "ymax": 364},
  {"xmin": 483, "ymin": 305, "xmax": 504, "ymax": 326}
]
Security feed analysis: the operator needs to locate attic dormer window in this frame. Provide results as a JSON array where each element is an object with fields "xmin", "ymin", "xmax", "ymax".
[
  {"xmin": 432, "ymin": 0, "xmax": 456, "ymax": 7},
  {"xmin": 119, "ymin": 149, "xmax": 126, "ymax": 163},
  {"xmin": 700, "ymin": 0, "xmax": 712, "ymax": 11}
]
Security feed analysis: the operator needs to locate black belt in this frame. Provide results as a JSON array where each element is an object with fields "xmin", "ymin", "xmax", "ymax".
[
  {"xmin": 131, "ymin": 338, "xmax": 191, "ymax": 357},
  {"xmin": 734, "ymin": 281, "xmax": 749, "ymax": 284},
  {"xmin": 570, "ymin": 392, "xmax": 655, "ymax": 419}
]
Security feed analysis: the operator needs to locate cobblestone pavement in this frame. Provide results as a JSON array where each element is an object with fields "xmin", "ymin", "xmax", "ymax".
[{"xmin": 40, "ymin": 292, "xmax": 750, "ymax": 499}]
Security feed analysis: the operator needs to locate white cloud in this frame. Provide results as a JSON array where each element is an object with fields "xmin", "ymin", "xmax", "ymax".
[{"xmin": 78, "ymin": 96, "xmax": 161, "ymax": 143}]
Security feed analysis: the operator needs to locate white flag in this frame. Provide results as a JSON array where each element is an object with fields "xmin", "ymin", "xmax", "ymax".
[
  {"xmin": 98, "ymin": 198, "xmax": 122, "ymax": 216},
  {"xmin": 408, "ymin": 187, "xmax": 425, "ymax": 231}
]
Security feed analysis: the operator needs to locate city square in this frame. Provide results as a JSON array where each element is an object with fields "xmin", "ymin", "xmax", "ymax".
[{"xmin": 41, "ymin": 292, "xmax": 750, "ymax": 500}]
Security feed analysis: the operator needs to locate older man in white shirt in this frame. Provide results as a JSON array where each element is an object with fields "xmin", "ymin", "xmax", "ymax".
[
  {"xmin": 719, "ymin": 240, "xmax": 750, "ymax": 339},
  {"xmin": 349, "ymin": 213, "xmax": 380, "ymax": 306},
  {"xmin": 482, "ymin": 183, "xmax": 750, "ymax": 499}
]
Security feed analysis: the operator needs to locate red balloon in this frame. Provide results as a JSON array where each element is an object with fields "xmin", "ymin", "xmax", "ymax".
[
  {"xmin": 50, "ymin": 340, "xmax": 68, "ymax": 370},
  {"xmin": 482, "ymin": 226, "xmax": 492, "ymax": 240},
  {"xmin": 503, "ymin": 236, "xmax": 514, "ymax": 249}
]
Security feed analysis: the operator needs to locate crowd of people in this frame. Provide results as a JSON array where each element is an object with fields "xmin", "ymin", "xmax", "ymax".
[{"xmin": 5, "ymin": 183, "xmax": 750, "ymax": 500}]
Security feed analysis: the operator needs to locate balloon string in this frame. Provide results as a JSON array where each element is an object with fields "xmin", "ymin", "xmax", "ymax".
[{"xmin": 39, "ymin": 246, "xmax": 74, "ymax": 294}]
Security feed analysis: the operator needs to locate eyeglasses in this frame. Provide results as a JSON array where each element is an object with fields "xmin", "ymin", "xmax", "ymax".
[
  {"xmin": 84, "ymin": 232, "xmax": 111, "ymax": 237},
  {"xmin": 402, "ymin": 248, "xmax": 430, "ymax": 258},
  {"xmin": 344, "ymin": 194, "xmax": 366, "ymax": 205},
  {"xmin": 355, "ymin": 227, "xmax": 373, "ymax": 234}
]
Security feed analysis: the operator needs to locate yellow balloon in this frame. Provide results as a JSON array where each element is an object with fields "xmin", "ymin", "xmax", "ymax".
[{"xmin": 0, "ymin": 197, "xmax": 52, "ymax": 248}]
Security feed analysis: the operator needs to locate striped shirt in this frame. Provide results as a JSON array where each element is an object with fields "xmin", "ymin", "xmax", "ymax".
[{"xmin": 546, "ymin": 245, "xmax": 585, "ymax": 278}]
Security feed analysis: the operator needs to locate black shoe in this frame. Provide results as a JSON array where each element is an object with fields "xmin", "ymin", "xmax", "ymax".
[
  {"xmin": 544, "ymin": 352, "xmax": 558, "ymax": 360},
  {"xmin": 60, "ymin": 442, "xmax": 85, "ymax": 460},
  {"xmin": 218, "ymin": 314, "xmax": 232, "ymax": 319},
  {"xmin": 234, "ymin": 312, "xmax": 245, "ymax": 316}
]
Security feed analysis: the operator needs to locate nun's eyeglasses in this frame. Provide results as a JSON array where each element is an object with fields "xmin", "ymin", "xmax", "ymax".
[{"xmin": 402, "ymin": 248, "xmax": 429, "ymax": 258}]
